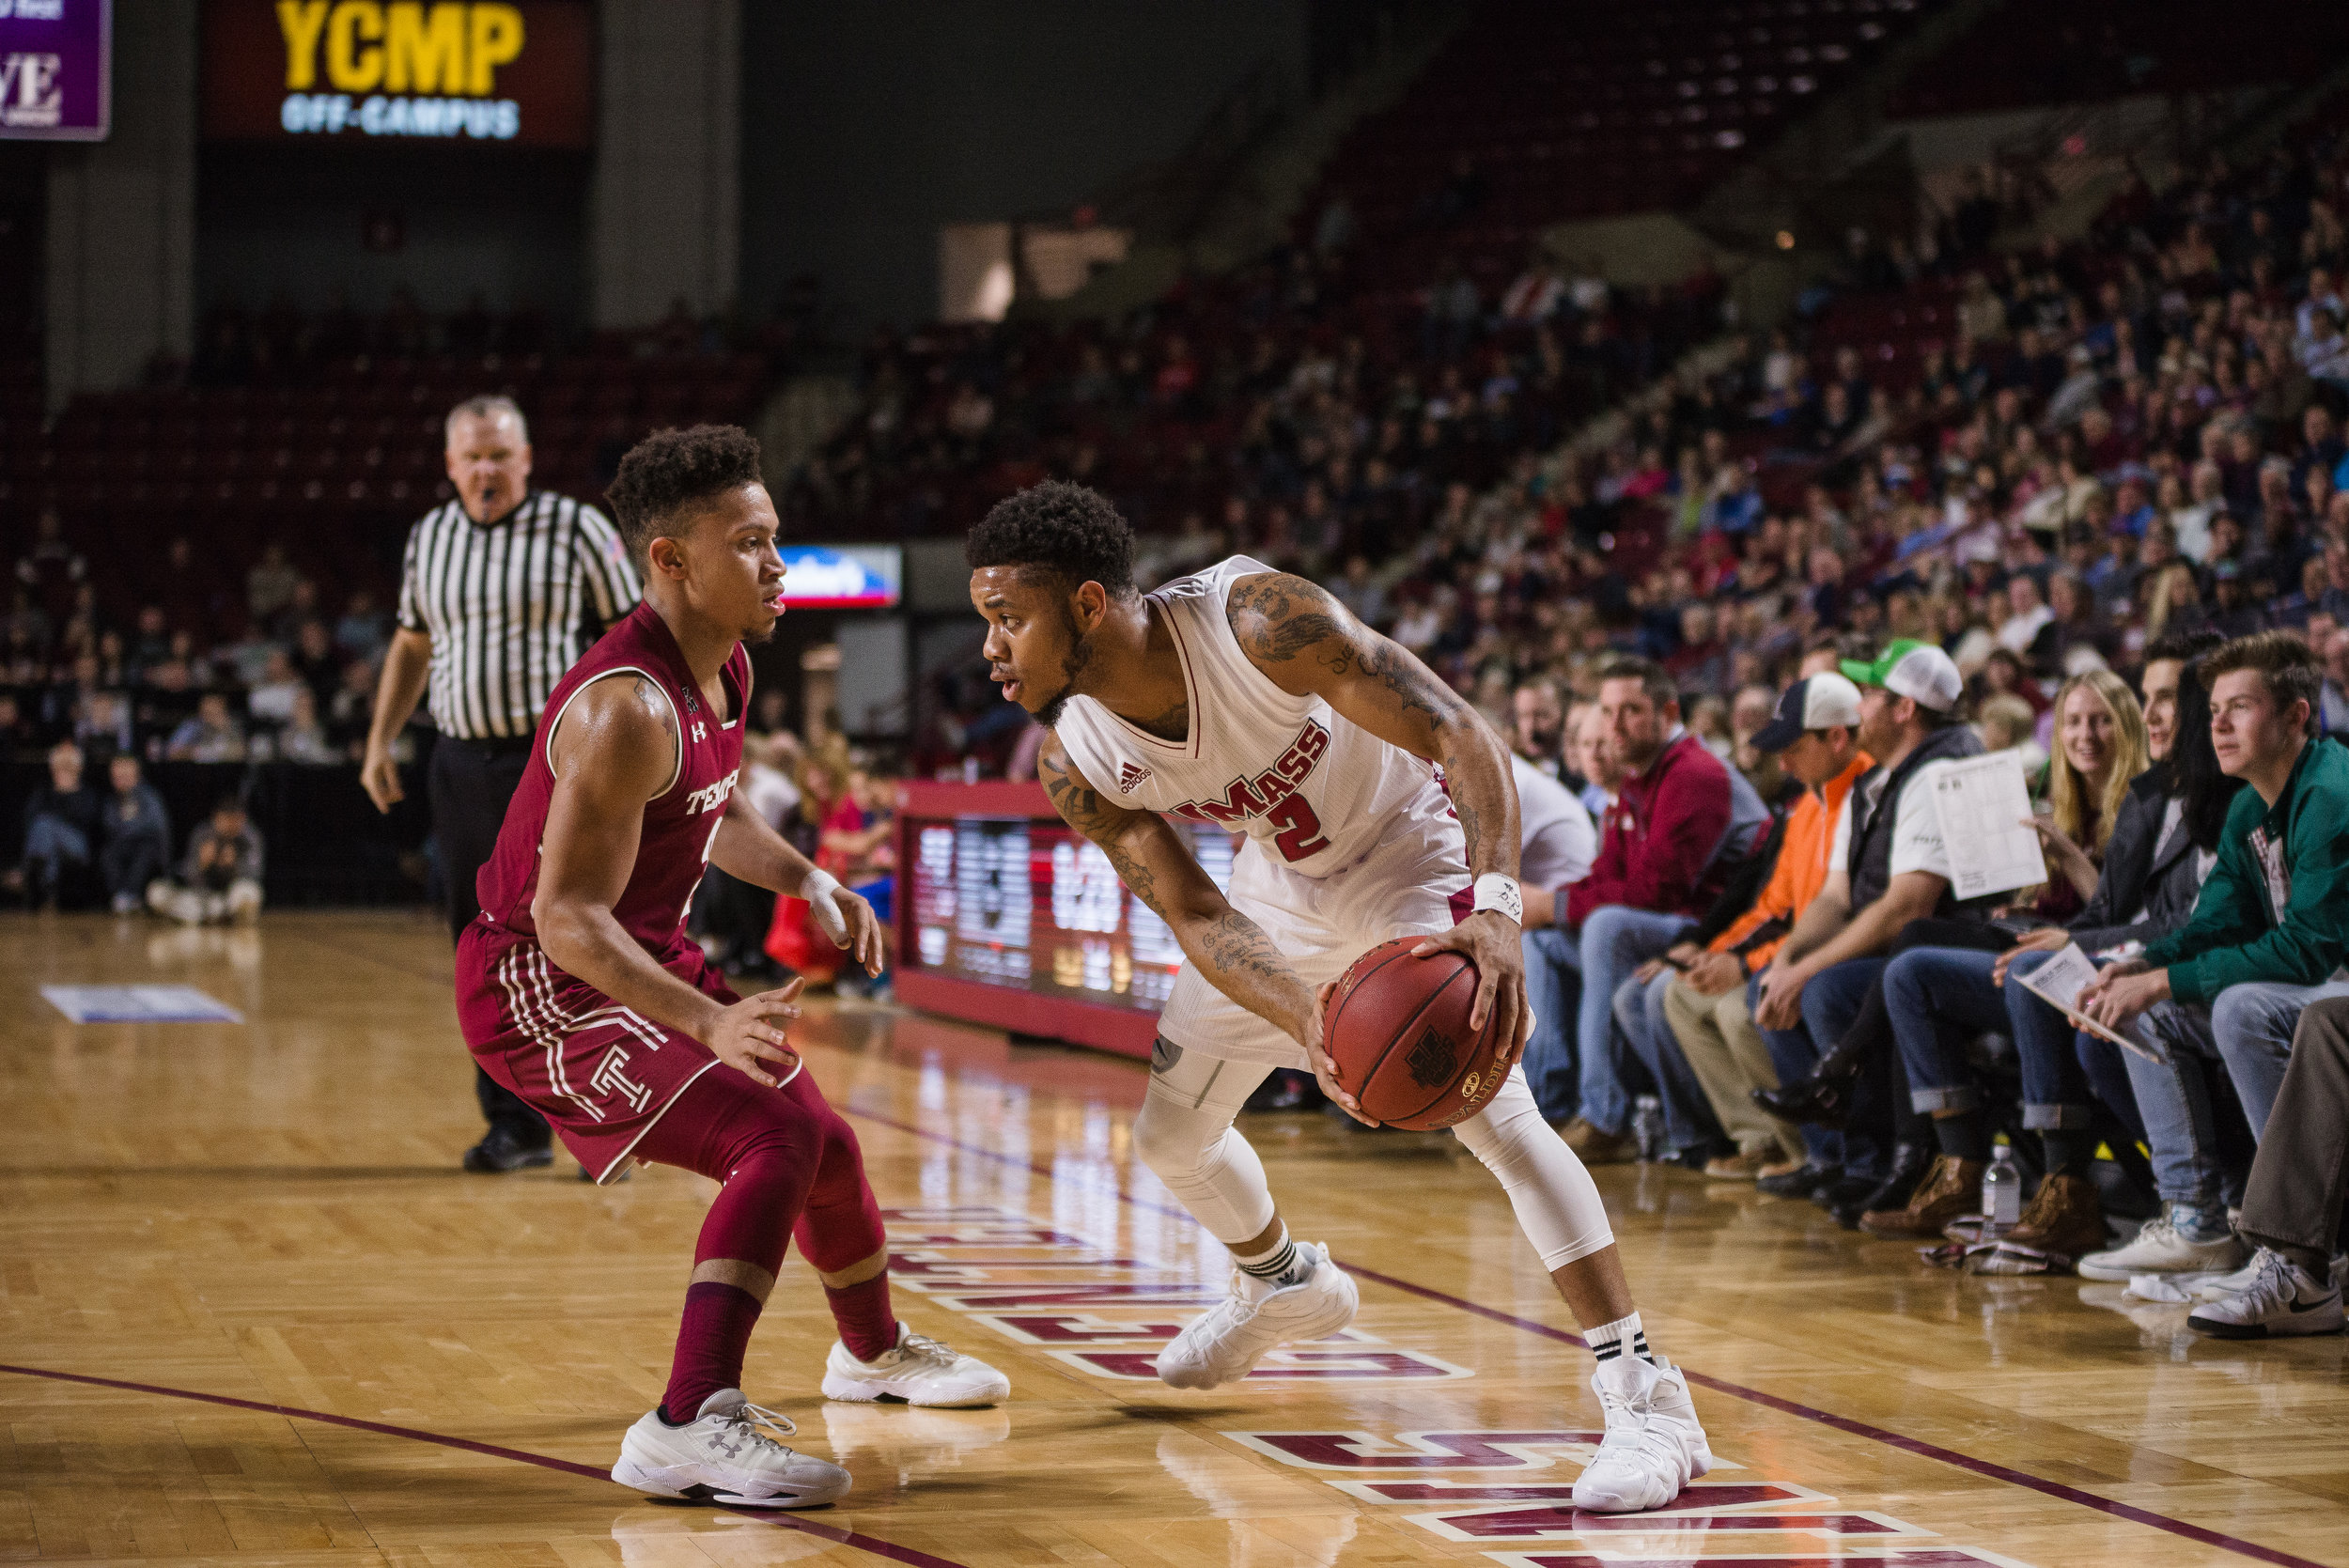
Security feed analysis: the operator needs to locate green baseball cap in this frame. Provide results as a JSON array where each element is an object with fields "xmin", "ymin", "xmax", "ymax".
[{"xmin": 1841, "ymin": 638, "xmax": 1964, "ymax": 713}]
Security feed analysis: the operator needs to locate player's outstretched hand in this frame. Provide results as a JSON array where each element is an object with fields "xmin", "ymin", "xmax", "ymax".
[
  {"xmin": 1412, "ymin": 910, "xmax": 1530, "ymax": 1069},
  {"xmin": 807, "ymin": 882, "xmax": 886, "ymax": 975},
  {"xmin": 708, "ymin": 978, "xmax": 805, "ymax": 1088},
  {"xmin": 1309, "ymin": 979, "xmax": 1381, "ymax": 1127}
]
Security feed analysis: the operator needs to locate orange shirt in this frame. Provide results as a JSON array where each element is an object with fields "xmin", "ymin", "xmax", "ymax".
[{"xmin": 1709, "ymin": 753, "xmax": 1873, "ymax": 972}]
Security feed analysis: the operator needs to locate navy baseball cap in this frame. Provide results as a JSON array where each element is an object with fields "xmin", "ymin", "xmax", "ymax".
[{"xmin": 1750, "ymin": 673, "xmax": 1865, "ymax": 753}]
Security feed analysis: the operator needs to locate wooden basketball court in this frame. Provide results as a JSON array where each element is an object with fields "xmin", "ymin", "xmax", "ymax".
[{"xmin": 5, "ymin": 910, "xmax": 2344, "ymax": 1568}]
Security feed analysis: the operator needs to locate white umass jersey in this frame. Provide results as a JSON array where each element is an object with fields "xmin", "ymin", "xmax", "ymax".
[{"xmin": 1054, "ymin": 555, "xmax": 1471, "ymax": 1068}]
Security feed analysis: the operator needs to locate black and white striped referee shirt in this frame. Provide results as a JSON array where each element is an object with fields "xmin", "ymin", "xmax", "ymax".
[{"xmin": 395, "ymin": 490, "xmax": 644, "ymax": 741}]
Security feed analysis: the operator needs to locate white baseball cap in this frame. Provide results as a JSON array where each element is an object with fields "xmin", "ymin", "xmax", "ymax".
[{"xmin": 1843, "ymin": 639, "xmax": 1964, "ymax": 714}]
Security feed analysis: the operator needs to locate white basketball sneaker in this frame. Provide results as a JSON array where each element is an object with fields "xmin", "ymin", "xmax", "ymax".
[
  {"xmin": 2186, "ymin": 1249, "xmax": 2346, "ymax": 1340},
  {"xmin": 821, "ymin": 1326, "xmax": 1010, "ymax": 1407},
  {"xmin": 611, "ymin": 1389, "xmax": 850, "ymax": 1508},
  {"xmin": 1572, "ymin": 1354, "xmax": 1716, "ymax": 1514},
  {"xmin": 1155, "ymin": 1242, "xmax": 1359, "ymax": 1389}
]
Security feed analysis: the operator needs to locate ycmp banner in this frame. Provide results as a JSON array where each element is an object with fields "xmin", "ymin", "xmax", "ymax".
[
  {"xmin": 202, "ymin": 0, "xmax": 592, "ymax": 148},
  {"xmin": 0, "ymin": 0, "xmax": 109, "ymax": 141}
]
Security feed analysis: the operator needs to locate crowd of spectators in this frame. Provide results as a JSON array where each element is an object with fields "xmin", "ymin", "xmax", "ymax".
[{"xmin": 6, "ymin": 511, "xmax": 396, "ymax": 778}]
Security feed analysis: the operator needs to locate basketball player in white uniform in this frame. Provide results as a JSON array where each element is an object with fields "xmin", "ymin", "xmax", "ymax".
[{"xmin": 967, "ymin": 482, "xmax": 1711, "ymax": 1513}]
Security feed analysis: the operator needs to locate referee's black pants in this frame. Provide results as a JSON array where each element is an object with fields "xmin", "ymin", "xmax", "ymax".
[{"xmin": 428, "ymin": 734, "xmax": 548, "ymax": 1145}]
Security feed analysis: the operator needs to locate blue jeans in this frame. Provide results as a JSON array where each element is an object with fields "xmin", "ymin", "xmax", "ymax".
[
  {"xmin": 23, "ymin": 815, "xmax": 90, "ymax": 888},
  {"xmin": 1803, "ymin": 958, "xmax": 1890, "ymax": 1179},
  {"xmin": 1613, "ymin": 967, "xmax": 1725, "ymax": 1153},
  {"xmin": 1521, "ymin": 926, "xmax": 1584, "ymax": 1123},
  {"xmin": 2125, "ymin": 1001, "xmax": 2239, "ymax": 1207},
  {"xmin": 2211, "ymin": 979, "xmax": 2349, "ymax": 1138},
  {"xmin": 1520, "ymin": 907, "xmax": 1694, "ymax": 1130},
  {"xmin": 1884, "ymin": 947, "xmax": 2094, "ymax": 1128},
  {"xmin": 1756, "ymin": 957, "xmax": 1891, "ymax": 1178}
]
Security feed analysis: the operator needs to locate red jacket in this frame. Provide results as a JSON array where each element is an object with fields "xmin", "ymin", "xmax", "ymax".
[{"xmin": 1564, "ymin": 731, "xmax": 1734, "ymax": 928}]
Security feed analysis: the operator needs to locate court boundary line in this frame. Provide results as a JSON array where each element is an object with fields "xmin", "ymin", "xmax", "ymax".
[
  {"xmin": 0, "ymin": 1362, "xmax": 975, "ymax": 1568},
  {"xmin": 844, "ymin": 1106, "xmax": 2335, "ymax": 1568}
]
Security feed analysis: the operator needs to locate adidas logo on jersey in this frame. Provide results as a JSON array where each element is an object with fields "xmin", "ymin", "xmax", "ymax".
[{"xmin": 1119, "ymin": 762, "xmax": 1153, "ymax": 794}]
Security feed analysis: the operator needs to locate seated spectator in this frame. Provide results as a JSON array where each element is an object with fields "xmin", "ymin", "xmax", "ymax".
[
  {"xmin": 1520, "ymin": 657, "xmax": 1766, "ymax": 1156},
  {"xmin": 12, "ymin": 740, "xmax": 101, "ymax": 909},
  {"xmin": 148, "ymin": 795, "xmax": 264, "ymax": 925},
  {"xmin": 1511, "ymin": 675, "xmax": 1567, "ymax": 778},
  {"xmin": 73, "ymin": 689, "xmax": 135, "ymax": 759},
  {"xmin": 1661, "ymin": 673, "xmax": 1875, "ymax": 1178},
  {"xmin": 1997, "ymin": 575, "xmax": 2054, "ymax": 656},
  {"xmin": 167, "ymin": 692, "xmax": 249, "ymax": 763},
  {"xmin": 1875, "ymin": 644, "xmax": 2212, "ymax": 1261},
  {"xmin": 1514, "ymin": 747, "xmax": 1596, "ymax": 897},
  {"xmin": 2016, "ymin": 669, "xmax": 2153, "ymax": 924},
  {"xmin": 274, "ymin": 688, "xmax": 342, "ymax": 764},
  {"xmin": 1976, "ymin": 692, "xmax": 2047, "ymax": 782},
  {"xmin": 2188, "ymin": 997, "xmax": 2349, "ymax": 1339},
  {"xmin": 99, "ymin": 753, "xmax": 172, "ymax": 916},
  {"xmin": 248, "ymin": 650, "xmax": 307, "ymax": 725},
  {"xmin": 2324, "ymin": 627, "xmax": 2349, "ymax": 734},
  {"xmin": 1565, "ymin": 699, "xmax": 1619, "ymax": 819},
  {"xmin": 1750, "ymin": 641, "xmax": 1982, "ymax": 1217},
  {"xmin": 334, "ymin": 590, "xmax": 389, "ymax": 663},
  {"xmin": 2081, "ymin": 631, "xmax": 2349, "ymax": 1138}
]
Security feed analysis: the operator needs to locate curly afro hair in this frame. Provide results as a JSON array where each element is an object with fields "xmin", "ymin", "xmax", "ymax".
[
  {"xmin": 604, "ymin": 424, "xmax": 764, "ymax": 565},
  {"xmin": 966, "ymin": 479, "xmax": 1135, "ymax": 597}
]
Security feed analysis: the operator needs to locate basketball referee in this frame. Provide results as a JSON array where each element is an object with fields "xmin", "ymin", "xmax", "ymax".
[{"xmin": 361, "ymin": 394, "xmax": 643, "ymax": 1172}]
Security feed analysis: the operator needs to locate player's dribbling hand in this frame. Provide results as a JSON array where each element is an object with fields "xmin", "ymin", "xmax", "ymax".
[
  {"xmin": 1413, "ymin": 909, "xmax": 1531, "ymax": 1072},
  {"xmin": 708, "ymin": 978, "xmax": 805, "ymax": 1088},
  {"xmin": 1308, "ymin": 978, "xmax": 1380, "ymax": 1127}
]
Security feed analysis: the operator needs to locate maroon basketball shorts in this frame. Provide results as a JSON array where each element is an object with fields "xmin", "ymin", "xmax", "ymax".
[{"xmin": 457, "ymin": 921, "xmax": 738, "ymax": 1183}]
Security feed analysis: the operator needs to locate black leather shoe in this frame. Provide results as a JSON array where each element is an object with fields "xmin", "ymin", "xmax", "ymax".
[
  {"xmin": 1812, "ymin": 1171, "xmax": 1883, "ymax": 1211},
  {"xmin": 1757, "ymin": 1162, "xmax": 1839, "ymax": 1200},
  {"xmin": 1751, "ymin": 1068, "xmax": 1860, "ymax": 1129},
  {"xmin": 463, "ymin": 1126, "xmax": 554, "ymax": 1173},
  {"xmin": 1828, "ymin": 1142, "xmax": 1933, "ymax": 1230}
]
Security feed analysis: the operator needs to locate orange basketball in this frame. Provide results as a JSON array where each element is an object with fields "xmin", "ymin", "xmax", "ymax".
[{"xmin": 1321, "ymin": 936, "xmax": 1508, "ymax": 1130}]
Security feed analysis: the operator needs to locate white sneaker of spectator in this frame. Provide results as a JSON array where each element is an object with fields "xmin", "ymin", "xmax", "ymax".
[
  {"xmin": 2076, "ymin": 1203, "xmax": 2246, "ymax": 1281},
  {"xmin": 2186, "ymin": 1249, "xmax": 2345, "ymax": 1340}
]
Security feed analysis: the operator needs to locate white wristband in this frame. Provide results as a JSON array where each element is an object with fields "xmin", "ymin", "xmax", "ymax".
[
  {"xmin": 1471, "ymin": 874, "xmax": 1522, "ymax": 924},
  {"xmin": 800, "ymin": 868, "xmax": 849, "ymax": 946}
]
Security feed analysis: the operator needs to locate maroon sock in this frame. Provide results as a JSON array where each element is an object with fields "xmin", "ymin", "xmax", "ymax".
[
  {"xmin": 661, "ymin": 1281, "xmax": 764, "ymax": 1422},
  {"xmin": 824, "ymin": 1274, "xmax": 898, "ymax": 1361}
]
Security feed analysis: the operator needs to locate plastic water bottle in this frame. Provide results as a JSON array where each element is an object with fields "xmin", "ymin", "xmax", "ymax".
[
  {"xmin": 1982, "ymin": 1145, "xmax": 2022, "ymax": 1235},
  {"xmin": 1632, "ymin": 1095, "xmax": 1665, "ymax": 1162}
]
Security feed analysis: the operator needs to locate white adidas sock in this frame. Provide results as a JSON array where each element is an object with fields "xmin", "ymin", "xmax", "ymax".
[
  {"xmin": 1586, "ymin": 1311, "xmax": 1654, "ymax": 1364},
  {"xmin": 1233, "ymin": 1223, "xmax": 1314, "ymax": 1289}
]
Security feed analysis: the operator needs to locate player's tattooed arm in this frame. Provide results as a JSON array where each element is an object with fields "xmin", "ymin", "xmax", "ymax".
[
  {"xmin": 1226, "ymin": 571, "xmax": 1519, "ymax": 880},
  {"xmin": 1228, "ymin": 571, "xmax": 1529, "ymax": 1057},
  {"xmin": 1038, "ymin": 734, "xmax": 1316, "ymax": 1027}
]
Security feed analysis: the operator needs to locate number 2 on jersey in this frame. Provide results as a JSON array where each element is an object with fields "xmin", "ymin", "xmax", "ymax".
[{"xmin": 1267, "ymin": 795, "xmax": 1330, "ymax": 861}]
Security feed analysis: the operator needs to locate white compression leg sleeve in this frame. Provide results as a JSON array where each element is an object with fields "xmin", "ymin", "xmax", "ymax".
[
  {"xmin": 1133, "ymin": 1043, "xmax": 1279, "ymax": 1244},
  {"xmin": 1451, "ymin": 1065, "xmax": 1616, "ymax": 1270}
]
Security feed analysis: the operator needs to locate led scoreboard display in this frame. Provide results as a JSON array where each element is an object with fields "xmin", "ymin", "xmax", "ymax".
[{"xmin": 894, "ymin": 782, "xmax": 1235, "ymax": 1059}]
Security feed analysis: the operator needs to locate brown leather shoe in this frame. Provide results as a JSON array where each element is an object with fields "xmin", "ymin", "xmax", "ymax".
[
  {"xmin": 1859, "ymin": 1154, "xmax": 1985, "ymax": 1237},
  {"xmin": 1561, "ymin": 1117, "xmax": 1640, "ymax": 1164},
  {"xmin": 2005, "ymin": 1172, "xmax": 2107, "ymax": 1257},
  {"xmin": 1703, "ymin": 1147, "xmax": 1777, "ymax": 1180}
]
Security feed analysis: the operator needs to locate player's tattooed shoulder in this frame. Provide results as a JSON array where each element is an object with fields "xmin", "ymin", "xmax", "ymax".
[{"xmin": 1227, "ymin": 571, "xmax": 1360, "ymax": 675}]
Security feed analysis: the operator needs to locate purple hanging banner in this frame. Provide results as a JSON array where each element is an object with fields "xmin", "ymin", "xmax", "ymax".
[{"xmin": 0, "ymin": 0, "xmax": 110, "ymax": 141}]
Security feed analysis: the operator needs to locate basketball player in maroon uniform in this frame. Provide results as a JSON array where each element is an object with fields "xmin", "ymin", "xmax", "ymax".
[{"xmin": 458, "ymin": 426, "xmax": 1007, "ymax": 1509}]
